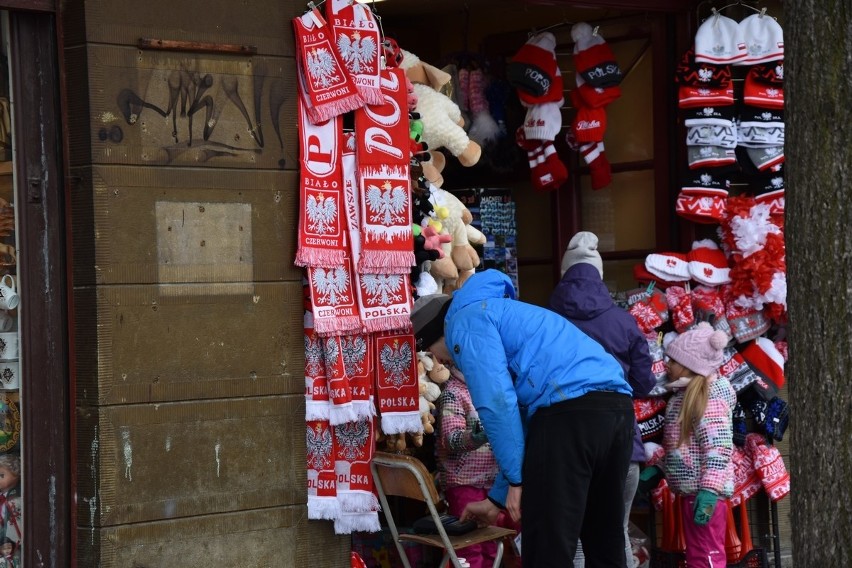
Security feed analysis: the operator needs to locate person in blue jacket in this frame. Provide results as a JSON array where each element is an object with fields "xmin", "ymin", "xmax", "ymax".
[
  {"xmin": 549, "ymin": 231, "xmax": 656, "ymax": 568},
  {"xmin": 415, "ymin": 269, "xmax": 635, "ymax": 567}
]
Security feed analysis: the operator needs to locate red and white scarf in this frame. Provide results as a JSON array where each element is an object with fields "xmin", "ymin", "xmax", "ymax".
[
  {"xmin": 324, "ymin": 335, "xmax": 358, "ymax": 425},
  {"xmin": 373, "ymin": 329, "xmax": 421, "ymax": 434},
  {"xmin": 333, "ymin": 417, "xmax": 381, "ymax": 534},
  {"xmin": 342, "ymin": 131, "xmax": 414, "ymax": 333},
  {"xmin": 354, "ymin": 68, "xmax": 415, "ymax": 273},
  {"xmin": 326, "ymin": 0, "xmax": 383, "ymax": 106},
  {"xmin": 306, "ymin": 419, "xmax": 339, "ymax": 520},
  {"xmin": 295, "ymin": 97, "xmax": 346, "ymax": 268},
  {"xmin": 340, "ymin": 333, "xmax": 375, "ymax": 420},
  {"xmin": 304, "ymin": 312, "xmax": 330, "ymax": 421},
  {"xmin": 307, "ymin": 255, "xmax": 362, "ymax": 336},
  {"xmin": 293, "ymin": 10, "xmax": 364, "ymax": 124}
]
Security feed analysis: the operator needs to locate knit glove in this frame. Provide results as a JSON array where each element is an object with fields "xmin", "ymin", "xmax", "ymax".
[
  {"xmin": 470, "ymin": 418, "xmax": 488, "ymax": 447},
  {"xmin": 637, "ymin": 465, "xmax": 664, "ymax": 495},
  {"xmin": 693, "ymin": 489, "xmax": 719, "ymax": 526}
]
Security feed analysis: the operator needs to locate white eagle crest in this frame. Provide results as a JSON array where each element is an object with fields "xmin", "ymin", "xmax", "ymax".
[
  {"xmin": 700, "ymin": 173, "xmax": 713, "ymax": 185},
  {"xmin": 341, "ymin": 336, "xmax": 368, "ymax": 376},
  {"xmin": 304, "ymin": 333, "xmax": 325, "ymax": 377},
  {"xmin": 307, "ymin": 192, "xmax": 337, "ymax": 234},
  {"xmin": 761, "ymin": 112, "xmax": 773, "ymax": 121},
  {"xmin": 312, "ymin": 267, "xmax": 350, "ymax": 305},
  {"xmin": 324, "ymin": 335, "xmax": 341, "ymax": 365},
  {"xmin": 765, "ymin": 88, "xmax": 780, "ymax": 98},
  {"xmin": 700, "ymin": 146, "xmax": 714, "ymax": 157},
  {"xmin": 361, "ymin": 274, "xmax": 403, "ymax": 306},
  {"xmin": 334, "ymin": 420, "xmax": 371, "ymax": 461},
  {"xmin": 337, "ymin": 31, "xmax": 376, "ymax": 75},
  {"xmin": 306, "ymin": 47, "xmax": 340, "ymax": 89},
  {"xmin": 698, "ymin": 68, "xmax": 713, "ymax": 82},
  {"xmin": 771, "ymin": 177, "xmax": 783, "ymax": 188},
  {"xmin": 306, "ymin": 423, "xmax": 333, "ymax": 470},
  {"xmin": 379, "ymin": 339, "xmax": 413, "ymax": 387},
  {"xmin": 366, "ymin": 180, "xmax": 408, "ymax": 226},
  {"xmin": 775, "ymin": 64, "xmax": 783, "ymax": 79},
  {"xmin": 703, "ymin": 107, "xmax": 715, "ymax": 116}
]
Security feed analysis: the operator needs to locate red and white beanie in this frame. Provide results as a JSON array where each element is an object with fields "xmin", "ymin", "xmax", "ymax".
[
  {"xmin": 646, "ymin": 251, "xmax": 691, "ymax": 282},
  {"xmin": 694, "ymin": 14, "xmax": 747, "ymax": 65},
  {"xmin": 573, "ymin": 104, "xmax": 607, "ymax": 143},
  {"xmin": 688, "ymin": 239, "xmax": 731, "ymax": 286},
  {"xmin": 575, "ymin": 73, "xmax": 621, "ymax": 108},
  {"xmin": 571, "ymin": 23, "xmax": 623, "ymax": 88},
  {"xmin": 739, "ymin": 337, "xmax": 785, "ymax": 390},
  {"xmin": 507, "ymin": 32, "xmax": 564, "ymax": 105},
  {"xmin": 678, "ymin": 85, "xmax": 735, "ymax": 108},
  {"xmin": 523, "ymin": 100, "xmax": 564, "ymax": 141},
  {"xmin": 676, "ymin": 170, "xmax": 730, "ymax": 225},
  {"xmin": 744, "ymin": 72, "xmax": 784, "ymax": 108},
  {"xmin": 737, "ymin": 13, "xmax": 784, "ymax": 66}
]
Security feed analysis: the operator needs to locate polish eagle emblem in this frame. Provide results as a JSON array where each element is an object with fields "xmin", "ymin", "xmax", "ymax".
[
  {"xmin": 337, "ymin": 31, "xmax": 377, "ymax": 75},
  {"xmin": 334, "ymin": 420, "xmax": 371, "ymax": 461},
  {"xmin": 341, "ymin": 336, "xmax": 368, "ymax": 376},
  {"xmin": 366, "ymin": 180, "xmax": 408, "ymax": 226},
  {"xmin": 379, "ymin": 339, "xmax": 413, "ymax": 387},
  {"xmin": 304, "ymin": 333, "xmax": 325, "ymax": 377},
  {"xmin": 311, "ymin": 267, "xmax": 351, "ymax": 305},
  {"xmin": 306, "ymin": 423, "xmax": 333, "ymax": 470},
  {"xmin": 361, "ymin": 274, "xmax": 403, "ymax": 306},
  {"xmin": 306, "ymin": 47, "xmax": 340, "ymax": 89},
  {"xmin": 306, "ymin": 192, "xmax": 337, "ymax": 235}
]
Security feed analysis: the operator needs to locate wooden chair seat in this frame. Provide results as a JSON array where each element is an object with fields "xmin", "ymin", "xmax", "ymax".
[{"xmin": 399, "ymin": 525, "xmax": 517, "ymax": 549}]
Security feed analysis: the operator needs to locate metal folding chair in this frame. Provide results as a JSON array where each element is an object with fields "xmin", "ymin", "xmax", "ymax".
[{"xmin": 370, "ymin": 451, "xmax": 516, "ymax": 568}]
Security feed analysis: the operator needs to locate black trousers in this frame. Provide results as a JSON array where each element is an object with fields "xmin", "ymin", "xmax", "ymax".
[{"xmin": 521, "ymin": 391, "xmax": 634, "ymax": 568}]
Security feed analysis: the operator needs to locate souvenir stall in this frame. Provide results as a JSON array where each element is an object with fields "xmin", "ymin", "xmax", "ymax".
[{"xmin": 292, "ymin": 0, "xmax": 790, "ymax": 566}]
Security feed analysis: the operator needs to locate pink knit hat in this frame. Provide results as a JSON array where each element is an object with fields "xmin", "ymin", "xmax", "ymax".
[{"xmin": 665, "ymin": 321, "xmax": 729, "ymax": 377}]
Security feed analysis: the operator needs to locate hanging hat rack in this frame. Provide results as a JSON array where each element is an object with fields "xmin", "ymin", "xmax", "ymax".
[
  {"xmin": 528, "ymin": 19, "xmax": 576, "ymax": 38},
  {"xmin": 697, "ymin": 0, "xmax": 771, "ymax": 23}
]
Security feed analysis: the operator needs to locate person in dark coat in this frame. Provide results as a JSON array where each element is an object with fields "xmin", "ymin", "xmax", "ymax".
[{"xmin": 549, "ymin": 231, "xmax": 655, "ymax": 568}]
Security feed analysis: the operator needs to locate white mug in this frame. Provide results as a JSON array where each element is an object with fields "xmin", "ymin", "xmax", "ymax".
[
  {"xmin": 0, "ymin": 361, "xmax": 19, "ymax": 390},
  {"xmin": 0, "ymin": 275, "xmax": 17, "ymax": 311},
  {"xmin": 0, "ymin": 332, "xmax": 17, "ymax": 360},
  {"xmin": 0, "ymin": 312, "xmax": 12, "ymax": 332}
]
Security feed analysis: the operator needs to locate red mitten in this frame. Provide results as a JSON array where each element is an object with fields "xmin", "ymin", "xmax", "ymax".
[{"xmin": 666, "ymin": 286, "xmax": 695, "ymax": 333}]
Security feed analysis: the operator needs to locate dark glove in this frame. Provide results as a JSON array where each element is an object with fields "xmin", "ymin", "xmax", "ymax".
[
  {"xmin": 637, "ymin": 465, "xmax": 664, "ymax": 495},
  {"xmin": 693, "ymin": 489, "xmax": 719, "ymax": 526},
  {"xmin": 471, "ymin": 419, "xmax": 488, "ymax": 446}
]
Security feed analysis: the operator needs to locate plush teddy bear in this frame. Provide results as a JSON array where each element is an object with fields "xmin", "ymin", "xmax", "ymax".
[{"xmin": 399, "ymin": 49, "xmax": 482, "ymax": 168}]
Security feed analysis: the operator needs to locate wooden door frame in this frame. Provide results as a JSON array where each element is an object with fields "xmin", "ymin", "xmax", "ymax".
[{"xmin": 8, "ymin": 7, "xmax": 73, "ymax": 568}]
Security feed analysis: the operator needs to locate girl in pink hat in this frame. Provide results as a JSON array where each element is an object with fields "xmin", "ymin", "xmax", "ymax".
[{"xmin": 638, "ymin": 322, "xmax": 736, "ymax": 568}]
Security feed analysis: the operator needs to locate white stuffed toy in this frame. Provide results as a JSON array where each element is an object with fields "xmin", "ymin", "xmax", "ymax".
[{"xmin": 399, "ymin": 49, "xmax": 482, "ymax": 167}]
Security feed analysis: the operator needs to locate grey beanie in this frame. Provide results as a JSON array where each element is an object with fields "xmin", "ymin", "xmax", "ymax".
[{"xmin": 560, "ymin": 231, "xmax": 604, "ymax": 278}]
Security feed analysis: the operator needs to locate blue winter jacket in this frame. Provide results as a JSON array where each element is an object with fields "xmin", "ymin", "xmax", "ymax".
[
  {"xmin": 444, "ymin": 269, "xmax": 631, "ymax": 506},
  {"xmin": 549, "ymin": 263, "xmax": 656, "ymax": 463}
]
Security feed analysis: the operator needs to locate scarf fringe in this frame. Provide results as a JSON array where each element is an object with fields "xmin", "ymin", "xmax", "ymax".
[
  {"xmin": 334, "ymin": 511, "xmax": 381, "ymax": 535},
  {"xmin": 339, "ymin": 491, "xmax": 380, "ymax": 513},
  {"xmin": 364, "ymin": 315, "xmax": 412, "ymax": 334},
  {"xmin": 295, "ymin": 248, "xmax": 346, "ymax": 268},
  {"xmin": 359, "ymin": 250, "xmax": 416, "ymax": 273},
  {"xmin": 352, "ymin": 399, "xmax": 376, "ymax": 420},
  {"xmin": 308, "ymin": 496, "xmax": 341, "ymax": 520},
  {"xmin": 305, "ymin": 94, "xmax": 366, "ymax": 126},
  {"xmin": 329, "ymin": 403, "xmax": 359, "ymax": 426},
  {"xmin": 305, "ymin": 400, "xmax": 331, "ymax": 422},
  {"xmin": 314, "ymin": 315, "xmax": 363, "ymax": 336},
  {"xmin": 380, "ymin": 411, "xmax": 422, "ymax": 435},
  {"xmin": 358, "ymin": 88, "xmax": 385, "ymax": 107}
]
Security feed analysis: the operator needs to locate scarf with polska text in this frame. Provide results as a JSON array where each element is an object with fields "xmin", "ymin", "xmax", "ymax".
[
  {"xmin": 295, "ymin": 97, "xmax": 347, "ymax": 268},
  {"xmin": 325, "ymin": 0, "xmax": 384, "ymax": 106},
  {"xmin": 341, "ymin": 131, "xmax": 414, "ymax": 333},
  {"xmin": 340, "ymin": 333, "xmax": 375, "ymax": 420},
  {"xmin": 306, "ymin": 419, "xmax": 339, "ymax": 520},
  {"xmin": 293, "ymin": 10, "xmax": 364, "ymax": 124},
  {"xmin": 354, "ymin": 67, "xmax": 415, "ymax": 273},
  {"xmin": 373, "ymin": 328, "xmax": 421, "ymax": 435},
  {"xmin": 332, "ymin": 417, "xmax": 381, "ymax": 534},
  {"xmin": 304, "ymin": 312, "xmax": 330, "ymax": 421}
]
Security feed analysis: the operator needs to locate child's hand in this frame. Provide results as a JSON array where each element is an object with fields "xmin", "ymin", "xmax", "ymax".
[
  {"xmin": 637, "ymin": 465, "xmax": 663, "ymax": 495},
  {"xmin": 693, "ymin": 489, "xmax": 719, "ymax": 525}
]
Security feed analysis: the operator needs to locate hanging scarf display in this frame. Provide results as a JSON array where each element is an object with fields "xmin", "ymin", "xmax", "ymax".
[
  {"xmin": 307, "ymin": 255, "xmax": 362, "ymax": 336},
  {"xmin": 304, "ymin": 312, "xmax": 330, "ymax": 421},
  {"xmin": 332, "ymin": 417, "xmax": 381, "ymax": 534},
  {"xmin": 325, "ymin": 0, "xmax": 384, "ymax": 106},
  {"xmin": 340, "ymin": 333, "xmax": 375, "ymax": 420},
  {"xmin": 324, "ymin": 335, "xmax": 358, "ymax": 425},
  {"xmin": 295, "ymin": 98, "xmax": 347, "ymax": 268},
  {"xmin": 306, "ymin": 419, "xmax": 339, "ymax": 520},
  {"xmin": 293, "ymin": 10, "xmax": 364, "ymax": 124},
  {"xmin": 354, "ymin": 67, "xmax": 415, "ymax": 273},
  {"xmin": 373, "ymin": 329, "xmax": 421, "ymax": 435}
]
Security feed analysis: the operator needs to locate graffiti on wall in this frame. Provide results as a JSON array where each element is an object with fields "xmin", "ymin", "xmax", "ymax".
[{"xmin": 105, "ymin": 58, "xmax": 290, "ymax": 168}]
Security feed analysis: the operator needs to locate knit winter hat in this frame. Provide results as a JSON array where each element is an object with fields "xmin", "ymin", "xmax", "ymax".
[
  {"xmin": 739, "ymin": 337, "xmax": 785, "ymax": 390},
  {"xmin": 665, "ymin": 321, "xmax": 729, "ymax": 377},
  {"xmin": 573, "ymin": 104, "xmax": 607, "ymax": 143},
  {"xmin": 683, "ymin": 105, "xmax": 737, "ymax": 127},
  {"xmin": 694, "ymin": 13, "xmax": 747, "ymax": 65},
  {"xmin": 676, "ymin": 48, "xmax": 732, "ymax": 87},
  {"xmin": 561, "ymin": 231, "xmax": 603, "ymax": 278},
  {"xmin": 634, "ymin": 398, "xmax": 667, "ymax": 443},
  {"xmin": 687, "ymin": 145, "xmax": 737, "ymax": 170},
  {"xmin": 523, "ymin": 100, "xmax": 563, "ymax": 141},
  {"xmin": 738, "ymin": 13, "xmax": 784, "ymax": 66},
  {"xmin": 746, "ymin": 146, "xmax": 785, "ymax": 171},
  {"xmin": 411, "ymin": 294, "xmax": 452, "ymax": 351},
  {"xmin": 571, "ymin": 23, "xmax": 623, "ymax": 88},
  {"xmin": 575, "ymin": 73, "xmax": 621, "ymax": 108},
  {"xmin": 678, "ymin": 85, "xmax": 736, "ymax": 108},
  {"xmin": 744, "ymin": 72, "xmax": 784, "ymax": 108},
  {"xmin": 646, "ymin": 252, "xmax": 691, "ymax": 282},
  {"xmin": 753, "ymin": 172, "xmax": 785, "ymax": 215},
  {"xmin": 688, "ymin": 239, "xmax": 731, "ymax": 285},
  {"xmin": 508, "ymin": 32, "xmax": 564, "ymax": 105}
]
